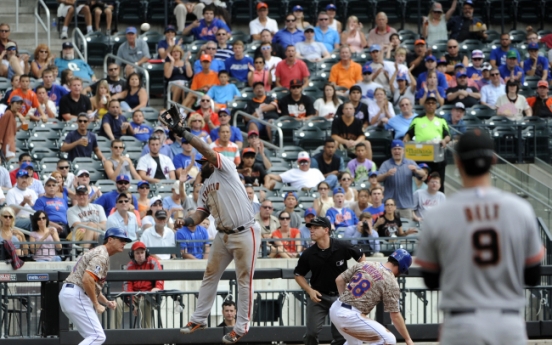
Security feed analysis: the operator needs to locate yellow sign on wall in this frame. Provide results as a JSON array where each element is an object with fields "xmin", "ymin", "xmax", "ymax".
[{"xmin": 405, "ymin": 143, "xmax": 444, "ymax": 162}]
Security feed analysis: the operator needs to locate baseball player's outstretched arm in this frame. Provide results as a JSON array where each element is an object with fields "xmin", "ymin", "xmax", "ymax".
[
  {"xmin": 389, "ymin": 312, "xmax": 414, "ymax": 345},
  {"xmin": 183, "ymin": 131, "xmax": 219, "ymax": 166}
]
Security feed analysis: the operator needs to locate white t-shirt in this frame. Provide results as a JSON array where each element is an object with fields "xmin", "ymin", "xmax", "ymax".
[
  {"xmin": 136, "ymin": 154, "xmax": 175, "ymax": 179},
  {"xmin": 249, "ymin": 17, "xmax": 279, "ymax": 35},
  {"xmin": 366, "ymin": 99, "xmax": 396, "ymax": 123},
  {"xmin": 105, "ymin": 211, "xmax": 139, "ymax": 241},
  {"xmin": 67, "ymin": 203, "xmax": 107, "ymax": 228},
  {"xmin": 313, "ymin": 98, "xmax": 342, "ymax": 118},
  {"xmin": 27, "ymin": 101, "xmax": 57, "ymax": 119},
  {"xmin": 280, "ymin": 167, "xmax": 325, "ymax": 189},
  {"xmin": 495, "ymin": 94, "xmax": 530, "ymax": 121},
  {"xmin": 369, "ymin": 61, "xmax": 396, "ymax": 91},
  {"xmin": 265, "ymin": 56, "xmax": 282, "ymax": 81},
  {"xmin": 140, "ymin": 226, "xmax": 176, "ymax": 260},
  {"xmin": 356, "ymin": 81, "xmax": 384, "ymax": 101},
  {"xmin": 5, "ymin": 187, "xmax": 38, "ymax": 218}
]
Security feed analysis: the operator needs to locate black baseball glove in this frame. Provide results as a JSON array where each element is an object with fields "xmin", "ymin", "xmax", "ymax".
[{"xmin": 158, "ymin": 106, "xmax": 191, "ymax": 138}]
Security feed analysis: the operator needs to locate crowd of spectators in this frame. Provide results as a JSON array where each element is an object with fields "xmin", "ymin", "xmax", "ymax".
[{"xmin": 0, "ymin": 0, "xmax": 551, "ymax": 261}]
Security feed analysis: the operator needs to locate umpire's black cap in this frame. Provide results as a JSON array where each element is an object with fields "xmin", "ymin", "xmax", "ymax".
[
  {"xmin": 306, "ymin": 216, "xmax": 331, "ymax": 229},
  {"xmin": 455, "ymin": 129, "xmax": 495, "ymax": 176}
]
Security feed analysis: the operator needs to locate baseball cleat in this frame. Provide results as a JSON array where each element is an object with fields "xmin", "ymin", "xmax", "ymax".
[
  {"xmin": 180, "ymin": 321, "xmax": 206, "ymax": 334},
  {"xmin": 222, "ymin": 330, "xmax": 243, "ymax": 344}
]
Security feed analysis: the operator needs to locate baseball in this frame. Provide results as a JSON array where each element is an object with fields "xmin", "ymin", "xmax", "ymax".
[{"xmin": 140, "ymin": 23, "xmax": 151, "ymax": 32}]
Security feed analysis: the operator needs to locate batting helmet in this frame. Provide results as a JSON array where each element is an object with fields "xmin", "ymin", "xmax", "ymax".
[
  {"xmin": 389, "ymin": 249, "xmax": 412, "ymax": 274},
  {"xmin": 104, "ymin": 227, "xmax": 132, "ymax": 243}
]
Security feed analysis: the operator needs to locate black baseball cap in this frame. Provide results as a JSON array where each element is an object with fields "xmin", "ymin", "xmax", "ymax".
[
  {"xmin": 455, "ymin": 129, "xmax": 495, "ymax": 176},
  {"xmin": 306, "ymin": 216, "xmax": 331, "ymax": 229},
  {"xmin": 155, "ymin": 210, "xmax": 168, "ymax": 219},
  {"xmin": 75, "ymin": 185, "xmax": 88, "ymax": 194}
]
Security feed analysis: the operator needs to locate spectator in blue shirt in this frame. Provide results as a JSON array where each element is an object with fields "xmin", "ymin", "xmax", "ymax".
[
  {"xmin": 385, "ymin": 98, "xmax": 417, "ymax": 139},
  {"xmin": 193, "ymin": 41, "xmax": 226, "ymax": 73},
  {"xmin": 416, "ymin": 55, "xmax": 448, "ymax": 91},
  {"xmin": 182, "ymin": 4, "xmax": 231, "ymax": 42},
  {"xmin": 54, "ymin": 42, "xmax": 96, "ymax": 82},
  {"xmin": 490, "ymin": 33, "xmax": 520, "ymax": 68},
  {"xmin": 40, "ymin": 68, "xmax": 68, "ymax": 107},
  {"xmin": 314, "ymin": 11, "xmax": 340, "ymax": 52},
  {"xmin": 465, "ymin": 50, "xmax": 485, "ymax": 79},
  {"xmin": 498, "ymin": 50, "xmax": 525, "ymax": 84},
  {"xmin": 272, "ymin": 13, "xmax": 305, "ymax": 48},
  {"xmin": 61, "ymin": 113, "xmax": 105, "ymax": 162},
  {"xmin": 173, "ymin": 137, "xmax": 203, "ymax": 179},
  {"xmin": 176, "ymin": 211, "xmax": 210, "ymax": 259},
  {"xmin": 157, "ymin": 25, "xmax": 181, "ymax": 60},
  {"xmin": 298, "ymin": 208, "xmax": 316, "ymax": 250},
  {"xmin": 209, "ymin": 108, "xmax": 244, "ymax": 147},
  {"xmin": 140, "ymin": 126, "xmax": 174, "ymax": 158},
  {"xmin": 34, "ymin": 176, "xmax": 69, "ymax": 236},
  {"xmin": 94, "ymin": 175, "xmax": 138, "ymax": 215},
  {"xmin": 326, "ymin": 187, "xmax": 359, "ymax": 241},
  {"xmin": 129, "ymin": 109, "xmax": 153, "ymax": 143},
  {"xmin": 524, "ymin": 42, "xmax": 550, "ymax": 81},
  {"xmin": 443, "ymin": 102, "xmax": 467, "ymax": 135},
  {"xmin": 224, "ymin": 41, "xmax": 254, "ymax": 83},
  {"xmin": 206, "ymin": 70, "xmax": 242, "ymax": 105},
  {"xmin": 99, "ymin": 100, "xmax": 134, "ymax": 140}
]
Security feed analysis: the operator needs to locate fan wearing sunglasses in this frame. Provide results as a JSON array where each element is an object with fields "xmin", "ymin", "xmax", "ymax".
[
  {"xmin": 0, "ymin": 206, "xmax": 27, "ymax": 256},
  {"xmin": 268, "ymin": 211, "xmax": 302, "ymax": 258},
  {"xmin": 29, "ymin": 211, "xmax": 62, "ymax": 262},
  {"xmin": 61, "ymin": 113, "xmax": 106, "ymax": 162},
  {"xmin": 33, "ymin": 176, "xmax": 70, "ymax": 239},
  {"xmin": 105, "ymin": 193, "xmax": 139, "ymax": 241}
]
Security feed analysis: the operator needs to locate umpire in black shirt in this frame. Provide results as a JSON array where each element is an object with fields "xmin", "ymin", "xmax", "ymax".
[{"xmin": 294, "ymin": 216, "xmax": 364, "ymax": 345}]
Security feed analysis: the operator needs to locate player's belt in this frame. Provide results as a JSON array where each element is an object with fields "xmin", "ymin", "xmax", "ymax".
[
  {"xmin": 449, "ymin": 309, "xmax": 519, "ymax": 316},
  {"xmin": 218, "ymin": 226, "xmax": 246, "ymax": 234},
  {"xmin": 64, "ymin": 283, "xmax": 87, "ymax": 296}
]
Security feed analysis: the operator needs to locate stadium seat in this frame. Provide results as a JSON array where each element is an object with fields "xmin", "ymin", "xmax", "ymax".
[
  {"xmin": 73, "ymin": 157, "xmax": 104, "ymax": 172},
  {"xmin": 365, "ymin": 128, "xmax": 392, "ymax": 166},
  {"xmin": 273, "ymin": 117, "xmax": 303, "ymax": 146},
  {"xmin": 118, "ymin": 0, "xmax": 147, "ymax": 24},
  {"xmin": 460, "ymin": 39, "xmax": 484, "ymax": 52},
  {"xmin": 468, "ymin": 105, "xmax": 496, "ymax": 120},
  {"xmin": 141, "ymin": 31, "xmax": 165, "ymax": 57},
  {"xmin": 523, "ymin": 76, "xmax": 542, "ymax": 90},
  {"xmin": 0, "ymin": 77, "xmax": 10, "ymax": 93},
  {"xmin": 295, "ymin": 127, "xmax": 326, "ymax": 151},
  {"xmin": 485, "ymin": 30, "xmax": 501, "ymax": 43},
  {"xmin": 462, "ymin": 115, "xmax": 482, "ymax": 129},
  {"xmin": 84, "ymin": 31, "xmax": 112, "ymax": 66},
  {"xmin": 397, "ymin": 29, "xmax": 417, "ymax": 41},
  {"xmin": 375, "ymin": 0, "xmax": 402, "ymax": 26},
  {"xmin": 491, "ymin": 126, "xmax": 518, "ymax": 161},
  {"xmin": 277, "ymin": 145, "xmax": 305, "ymax": 162},
  {"xmin": 111, "ymin": 32, "xmax": 128, "ymax": 55},
  {"xmin": 95, "ymin": 179, "xmax": 117, "ymax": 192},
  {"xmin": 146, "ymin": 0, "xmax": 173, "ymax": 25},
  {"xmin": 30, "ymin": 148, "xmax": 58, "ymax": 161},
  {"xmin": 486, "ymin": 116, "xmax": 514, "ymax": 130},
  {"xmin": 305, "ymin": 117, "xmax": 332, "ymax": 131},
  {"xmin": 302, "ymin": 87, "xmax": 323, "ymax": 100},
  {"xmin": 228, "ymin": 0, "xmax": 254, "ymax": 24},
  {"xmin": 145, "ymin": 61, "xmax": 165, "ymax": 96},
  {"xmin": 509, "ymin": 30, "xmax": 527, "ymax": 44}
]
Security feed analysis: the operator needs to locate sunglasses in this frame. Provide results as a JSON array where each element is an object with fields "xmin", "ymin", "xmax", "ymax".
[
  {"xmin": 341, "ymin": 178, "xmax": 351, "ymax": 181},
  {"xmin": 201, "ymin": 99, "xmax": 210, "ymax": 102},
  {"xmin": 216, "ymin": 32, "xmax": 226, "ymax": 36},
  {"xmin": 192, "ymin": 119, "xmax": 202, "ymax": 122},
  {"xmin": 38, "ymin": 216, "xmax": 47, "ymax": 220},
  {"xmin": 206, "ymin": 47, "xmax": 217, "ymax": 50},
  {"xmin": 39, "ymin": 50, "xmax": 48, "ymax": 53},
  {"xmin": 0, "ymin": 30, "xmax": 10, "ymax": 33},
  {"xmin": 109, "ymin": 68, "xmax": 119, "ymax": 71},
  {"xmin": 279, "ymin": 217, "xmax": 290, "ymax": 220},
  {"xmin": 448, "ymin": 46, "xmax": 458, "ymax": 49},
  {"xmin": 286, "ymin": 19, "xmax": 296, "ymax": 22},
  {"xmin": 152, "ymin": 201, "xmax": 163, "ymax": 206},
  {"xmin": 118, "ymin": 199, "xmax": 130, "ymax": 204},
  {"xmin": 319, "ymin": 18, "xmax": 329, "ymax": 21},
  {"xmin": 299, "ymin": 161, "xmax": 309, "ymax": 165},
  {"xmin": 58, "ymin": 166, "xmax": 70, "ymax": 169},
  {"xmin": 262, "ymin": 206, "xmax": 273, "ymax": 209},
  {"xmin": 117, "ymin": 181, "xmax": 130, "ymax": 185},
  {"xmin": 291, "ymin": 85, "xmax": 302, "ymax": 89},
  {"xmin": 113, "ymin": 146, "xmax": 124, "ymax": 149},
  {"xmin": 139, "ymin": 185, "xmax": 150, "ymax": 189},
  {"xmin": 472, "ymin": 58, "xmax": 483, "ymax": 61},
  {"xmin": 2, "ymin": 215, "xmax": 13, "ymax": 219},
  {"xmin": 79, "ymin": 174, "xmax": 90, "ymax": 178},
  {"xmin": 490, "ymin": 73, "xmax": 500, "ymax": 76},
  {"xmin": 78, "ymin": 120, "xmax": 88, "ymax": 123}
]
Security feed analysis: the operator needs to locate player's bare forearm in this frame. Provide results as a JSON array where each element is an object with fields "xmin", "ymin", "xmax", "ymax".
[
  {"xmin": 82, "ymin": 274, "xmax": 99, "ymax": 306},
  {"xmin": 294, "ymin": 275, "xmax": 314, "ymax": 294},
  {"xmin": 390, "ymin": 311, "xmax": 413, "ymax": 344},
  {"xmin": 335, "ymin": 275, "xmax": 346, "ymax": 295},
  {"xmin": 183, "ymin": 131, "xmax": 218, "ymax": 166},
  {"xmin": 183, "ymin": 209, "xmax": 208, "ymax": 227}
]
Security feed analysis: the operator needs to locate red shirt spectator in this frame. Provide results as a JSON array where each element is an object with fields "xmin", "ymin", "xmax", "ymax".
[{"xmin": 275, "ymin": 45, "xmax": 310, "ymax": 89}]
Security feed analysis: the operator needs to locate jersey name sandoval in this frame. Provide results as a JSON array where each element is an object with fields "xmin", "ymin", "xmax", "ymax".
[{"xmin": 197, "ymin": 153, "xmax": 254, "ymax": 231}]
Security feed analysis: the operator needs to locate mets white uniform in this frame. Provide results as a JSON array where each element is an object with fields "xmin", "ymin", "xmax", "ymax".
[
  {"xmin": 59, "ymin": 245, "xmax": 110, "ymax": 345},
  {"xmin": 330, "ymin": 261, "xmax": 401, "ymax": 345},
  {"xmin": 191, "ymin": 153, "xmax": 261, "ymax": 336},
  {"xmin": 415, "ymin": 186, "xmax": 546, "ymax": 345}
]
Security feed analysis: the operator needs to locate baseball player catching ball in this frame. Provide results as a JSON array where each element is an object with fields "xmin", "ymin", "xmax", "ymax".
[
  {"xmin": 330, "ymin": 249, "xmax": 415, "ymax": 345},
  {"xmin": 59, "ymin": 228, "xmax": 132, "ymax": 345},
  {"xmin": 415, "ymin": 130, "xmax": 545, "ymax": 345},
  {"xmin": 159, "ymin": 107, "xmax": 261, "ymax": 344}
]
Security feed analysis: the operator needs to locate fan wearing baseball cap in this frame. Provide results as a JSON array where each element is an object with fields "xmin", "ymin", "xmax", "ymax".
[
  {"xmin": 249, "ymin": 2, "xmax": 278, "ymax": 40},
  {"xmin": 523, "ymin": 42, "xmax": 549, "ymax": 81},
  {"xmin": 527, "ymin": 80, "xmax": 552, "ymax": 118},
  {"xmin": 445, "ymin": 69, "xmax": 481, "ymax": 108},
  {"xmin": 183, "ymin": 55, "xmax": 221, "ymax": 109},
  {"xmin": 112, "ymin": 241, "xmax": 164, "ymax": 329},
  {"xmin": 498, "ymin": 50, "xmax": 525, "ymax": 84},
  {"xmin": 447, "ymin": 0, "xmax": 487, "ymax": 42},
  {"xmin": 415, "ymin": 56, "xmax": 449, "ymax": 92},
  {"xmin": 237, "ymin": 148, "xmax": 266, "ymax": 186},
  {"xmin": 443, "ymin": 102, "xmax": 467, "ymax": 134},
  {"xmin": 278, "ymin": 79, "xmax": 316, "ymax": 120},
  {"xmin": 243, "ymin": 82, "xmax": 279, "ymax": 143},
  {"xmin": 404, "ymin": 99, "xmax": 451, "ymax": 192},
  {"xmin": 264, "ymin": 151, "xmax": 325, "ymax": 190},
  {"xmin": 466, "ymin": 50, "xmax": 486, "ymax": 79}
]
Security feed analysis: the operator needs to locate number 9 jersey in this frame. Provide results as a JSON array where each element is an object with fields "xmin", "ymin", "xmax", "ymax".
[
  {"xmin": 339, "ymin": 261, "xmax": 401, "ymax": 314},
  {"xmin": 415, "ymin": 186, "xmax": 545, "ymax": 310}
]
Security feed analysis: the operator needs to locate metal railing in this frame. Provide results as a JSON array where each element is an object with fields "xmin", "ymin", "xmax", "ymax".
[
  {"xmin": 103, "ymin": 54, "xmax": 151, "ymax": 97},
  {"xmin": 71, "ymin": 28, "xmax": 88, "ymax": 62},
  {"xmin": 166, "ymin": 81, "xmax": 203, "ymax": 114},
  {"xmin": 34, "ymin": 0, "xmax": 51, "ymax": 48}
]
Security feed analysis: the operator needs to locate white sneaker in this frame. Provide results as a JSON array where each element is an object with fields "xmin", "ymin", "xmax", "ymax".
[
  {"xmin": 106, "ymin": 29, "xmax": 111, "ymax": 36},
  {"xmin": 60, "ymin": 31, "xmax": 68, "ymax": 39}
]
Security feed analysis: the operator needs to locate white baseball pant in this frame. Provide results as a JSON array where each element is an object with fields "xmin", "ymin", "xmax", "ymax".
[
  {"xmin": 190, "ymin": 223, "xmax": 261, "ymax": 336},
  {"xmin": 329, "ymin": 300, "xmax": 396, "ymax": 345},
  {"xmin": 59, "ymin": 283, "xmax": 106, "ymax": 345},
  {"xmin": 440, "ymin": 309, "xmax": 526, "ymax": 345}
]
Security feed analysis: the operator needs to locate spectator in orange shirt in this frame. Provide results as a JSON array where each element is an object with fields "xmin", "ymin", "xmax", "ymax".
[
  {"xmin": 182, "ymin": 54, "xmax": 220, "ymax": 108},
  {"xmin": 329, "ymin": 46, "xmax": 362, "ymax": 90},
  {"xmin": 8, "ymin": 74, "xmax": 45, "ymax": 118}
]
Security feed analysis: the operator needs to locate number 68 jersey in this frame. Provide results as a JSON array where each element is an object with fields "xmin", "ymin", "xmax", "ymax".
[
  {"xmin": 339, "ymin": 262, "xmax": 401, "ymax": 314},
  {"xmin": 415, "ymin": 187, "xmax": 545, "ymax": 310}
]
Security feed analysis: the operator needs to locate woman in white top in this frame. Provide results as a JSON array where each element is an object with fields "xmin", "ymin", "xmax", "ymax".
[
  {"xmin": 340, "ymin": 16, "xmax": 367, "ymax": 54},
  {"xmin": 314, "ymin": 84, "xmax": 343, "ymax": 119},
  {"xmin": 29, "ymin": 211, "xmax": 62, "ymax": 262},
  {"xmin": 389, "ymin": 62, "xmax": 417, "ymax": 106},
  {"xmin": 368, "ymin": 87, "xmax": 396, "ymax": 126},
  {"xmin": 260, "ymin": 42, "xmax": 281, "ymax": 82},
  {"xmin": 422, "ymin": 1, "xmax": 457, "ymax": 45},
  {"xmin": 313, "ymin": 181, "xmax": 334, "ymax": 217},
  {"xmin": 338, "ymin": 171, "xmax": 358, "ymax": 205},
  {"xmin": 495, "ymin": 80, "xmax": 532, "ymax": 121}
]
